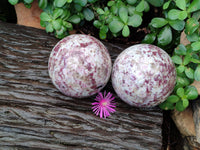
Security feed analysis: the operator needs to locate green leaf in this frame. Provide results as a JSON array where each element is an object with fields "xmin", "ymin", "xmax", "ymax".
[
  {"xmin": 111, "ymin": 5, "xmax": 118, "ymax": 15},
  {"xmin": 168, "ymin": 9, "xmax": 181, "ymax": 20},
  {"xmin": 55, "ymin": 0, "xmax": 67, "ymax": 7},
  {"xmin": 63, "ymin": 21, "xmax": 72, "ymax": 29},
  {"xmin": 8, "ymin": 0, "xmax": 19, "ymax": 5},
  {"xmin": 126, "ymin": 0, "xmax": 137, "ymax": 5},
  {"xmin": 61, "ymin": 10, "xmax": 70, "ymax": 20},
  {"xmin": 53, "ymin": 8, "xmax": 64, "ymax": 19},
  {"xmin": 159, "ymin": 101, "xmax": 175, "ymax": 110},
  {"xmin": 163, "ymin": 1, "xmax": 170, "ymax": 10},
  {"xmin": 175, "ymin": 0, "xmax": 186, "ymax": 10},
  {"xmin": 185, "ymin": 68, "xmax": 194, "ymax": 79},
  {"xmin": 185, "ymin": 18, "xmax": 199, "ymax": 35},
  {"xmin": 119, "ymin": 7, "xmax": 128, "ymax": 23},
  {"xmin": 176, "ymin": 100, "xmax": 186, "ymax": 111},
  {"xmin": 194, "ymin": 65, "xmax": 200, "ymax": 81},
  {"xmin": 192, "ymin": 10, "xmax": 200, "ymax": 21},
  {"xmin": 108, "ymin": 1, "xmax": 115, "ymax": 6},
  {"xmin": 191, "ymin": 41, "xmax": 200, "ymax": 51},
  {"xmin": 175, "ymin": 44, "xmax": 187, "ymax": 55},
  {"xmin": 151, "ymin": 18, "xmax": 168, "ymax": 28},
  {"xmin": 100, "ymin": 25, "xmax": 108, "ymax": 33},
  {"xmin": 187, "ymin": 0, "xmax": 200, "ymax": 13},
  {"xmin": 128, "ymin": 6, "xmax": 135, "ymax": 16},
  {"xmin": 178, "ymin": 10, "xmax": 187, "ymax": 20},
  {"xmin": 93, "ymin": 20, "xmax": 102, "ymax": 28},
  {"xmin": 38, "ymin": 0, "xmax": 47, "ymax": 9},
  {"xmin": 107, "ymin": 15, "xmax": 114, "ymax": 24},
  {"xmin": 168, "ymin": 20, "xmax": 185, "ymax": 31},
  {"xmin": 56, "ymin": 26, "xmax": 66, "ymax": 36},
  {"xmin": 176, "ymin": 76, "xmax": 190, "ymax": 87},
  {"xmin": 68, "ymin": 15, "xmax": 81, "ymax": 24},
  {"xmin": 136, "ymin": 0, "xmax": 145, "ymax": 12},
  {"xmin": 142, "ymin": 33, "xmax": 156, "ymax": 44},
  {"xmin": 176, "ymin": 87, "xmax": 185, "ymax": 97},
  {"xmin": 171, "ymin": 55, "xmax": 182, "ymax": 64},
  {"xmin": 182, "ymin": 99, "xmax": 189, "ymax": 108},
  {"xmin": 99, "ymin": 31, "xmax": 107, "ymax": 40},
  {"xmin": 186, "ymin": 32, "xmax": 199, "ymax": 42},
  {"xmin": 166, "ymin": 95, "xmax": 180, "ymax": 103},
  {"xmin": 144, "ymin": 1, "xmax": 150, "ymax": 12},
  {"xmin": 24, "ymin": 0, "xmax": 33, "ymax": 4},
  {"xmin": 40, "ymin": 12, "xmax": 51, "ymax": 22},
  {"xmin": 185, "ymin": 86, "xmax": 198, "ymax": 100},
  {"xmin": 74, "ymin": 4, "xmax": 83, "ymax": 12},
  {"xmin": 40, "ymin": 20, "xmax": 46, "ymax": 27},
  {"xmin": 109, "ymin": 20, "xmax": 124, "ymax": 33},
  {"xmin": 177, "ymin": 65, "xmax": 185, "ymax": 73},
  {"xmin": 183, "ymin": 54, "xmax": 191, "ymax": 65},
  {"xmin": 46, "ymin": 23, "xmax": 54, "ymax": 33},
  {"xmin": 157, "ymin": 26, "xmax": 172, "ymax": 46},
  {"xmin": 190, "ymin": 58, "xmax": 200, "ymax": 64},
  {"xmin": 83, "ymin": 8, "xmax": 94, "ymax": 21},
  {"xmin": 52, "ymin": 19, "xmax": 62, "ymax": 30},
  {"xmin": 122, "ymin": 25, "xmax": 130, "ymax": 37},
  {"xmin": 74, "ymin": 0, "xmax": 87, "ymax": 6},
  {"xmin": 97, "ymin": 8, "xmax": 104, "ymax": 15},
  {"xmin": 127, "ymin": 14, "xmax": 142, "ymax": 27},
  {"xmin": 146, "ymin": 0, "xmax": 164, "ymax": 7}
]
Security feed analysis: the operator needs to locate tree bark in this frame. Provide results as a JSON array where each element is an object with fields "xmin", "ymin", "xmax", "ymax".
[{"xmin": 0, "ymin": 21, "xmax": 163, "ymax": 150}]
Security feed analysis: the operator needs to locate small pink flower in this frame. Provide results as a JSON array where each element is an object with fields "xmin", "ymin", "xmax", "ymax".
[{"xmin": 92, "ymin": 91, "xmax": 116, "ymax": 118}]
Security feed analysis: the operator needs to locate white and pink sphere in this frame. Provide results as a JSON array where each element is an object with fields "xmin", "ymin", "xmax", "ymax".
[
  {"xmin": 48, "ymin": 34, "xmax": 112, "ymax": 98},
  {"xmin": 112, "ymin": 44, "xmax": 176, "ymax": 107}
]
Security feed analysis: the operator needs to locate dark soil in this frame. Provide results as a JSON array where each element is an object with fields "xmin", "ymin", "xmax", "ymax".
[{"xmin": 162, "ymin": 111, "xmax": 184, "ymax": 150}]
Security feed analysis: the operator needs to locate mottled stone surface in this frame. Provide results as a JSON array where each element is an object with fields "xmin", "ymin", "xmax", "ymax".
[
  {"xmin": 48, "ymin": 34, "xmax": 112, "ymax": 98},
  {"xmin": 112, "ymin": 44, "xmax": 176, "ymax": 107}
]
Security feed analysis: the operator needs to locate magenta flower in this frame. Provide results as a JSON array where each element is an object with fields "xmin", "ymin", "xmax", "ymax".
[{"xmin": 92, "ymin": 91, "xmax": 116, "ymax": 118}]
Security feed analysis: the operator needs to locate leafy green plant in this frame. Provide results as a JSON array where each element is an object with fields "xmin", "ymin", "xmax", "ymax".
[
  {"xmin": 93, "ymin": 0, "xmax": 146, "ymax": 39},
  {"xmin": 8, "ymin": 0, "xmax": 162, "ymax": 39},
  {"xmin": 39, "ymin": 0, "xmax": 96, "ymax": 39},
  {"xmin": 8, "ymin": 0, "xmax": 34, "ymax": 8},
  {"xmin": 148, "ymin": 0, "xmax": 200, "ymax": 111},
  {"xmin": 8, "ymin": 0, "xmax": 200, "ymax": 112}
]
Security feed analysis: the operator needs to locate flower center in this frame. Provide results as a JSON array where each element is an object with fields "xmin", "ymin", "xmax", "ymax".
[{"xmin": 101, "ymin": 99, "xmax": 109, "ymax": 106}]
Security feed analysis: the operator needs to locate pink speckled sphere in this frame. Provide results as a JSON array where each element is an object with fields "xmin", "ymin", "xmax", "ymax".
[
  {"xmin": 112, "ymin": 44, "xmax": 176, "ymax": 107},
  {"xmin": 48, "ymin": 34, "xmax": 112, "ymax": 98}
]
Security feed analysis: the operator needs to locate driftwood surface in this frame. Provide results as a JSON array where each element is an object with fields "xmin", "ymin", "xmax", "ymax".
[
  {"xmin": 192, "ymin": 99, "xmax": 200, "ymax": 145},
  {"xmin": 0, "ymin": 21, "xmax": 163, "ymax": 150}
]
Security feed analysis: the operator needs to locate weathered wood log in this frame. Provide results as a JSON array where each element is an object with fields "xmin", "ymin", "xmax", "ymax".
[
  {"xmin": 0, "ymin": 21, "xmax": 163, "ymax": 150},
  {"xmin": 192, "ymin": 99, "xmax": 200, "ymax": 145}
]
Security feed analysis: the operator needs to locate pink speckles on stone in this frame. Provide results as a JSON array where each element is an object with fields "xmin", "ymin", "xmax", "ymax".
[
  {"xmin": 48, "ymin": 34, "xmax": 112, "ymax": 98},
  {"xmin": 112, "ymin": 44, "xmax": 176, "ymax": 107}
]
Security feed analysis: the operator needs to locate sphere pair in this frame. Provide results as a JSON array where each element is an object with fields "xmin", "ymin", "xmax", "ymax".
[{"xmin": 48, "ymin": 34, "xmax": 176, "ymax": 107}]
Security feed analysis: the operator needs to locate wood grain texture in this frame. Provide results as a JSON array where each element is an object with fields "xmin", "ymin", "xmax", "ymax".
[
  {"xmin": 0, "ymin": 21, "xmax": 163, "ymax": 150},
  {"xmin": 192, "ymin": 100, "xmax": 200, "ymax": 146}
]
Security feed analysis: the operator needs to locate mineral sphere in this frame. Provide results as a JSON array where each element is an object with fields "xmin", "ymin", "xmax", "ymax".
[
  {"xmin": 112, "ymin": 44, "xmax": 176, "ymax": 107},
  {"xmin": 48, "ymin": 34, "xmax": 112, "ymax": 98}
]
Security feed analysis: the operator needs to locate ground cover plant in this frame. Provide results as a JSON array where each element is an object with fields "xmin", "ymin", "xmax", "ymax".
[{"xmin": 7, "ymin": 0, "xmax": 200, "ymax": 112}]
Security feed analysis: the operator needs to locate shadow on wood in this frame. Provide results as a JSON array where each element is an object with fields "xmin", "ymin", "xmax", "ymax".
[{"xmin": 0, "ymin": 21, "xmax": 162, "ymax": 150}]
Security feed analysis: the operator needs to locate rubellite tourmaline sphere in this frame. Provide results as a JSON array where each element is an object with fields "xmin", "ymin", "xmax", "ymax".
[
  {"xmin": 112, "ymin": 44, "xmax": 176, "ymax": 107},
  {"xmin": 48, "ymin": 34, "xmax": 112, "ymax": 98}
]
